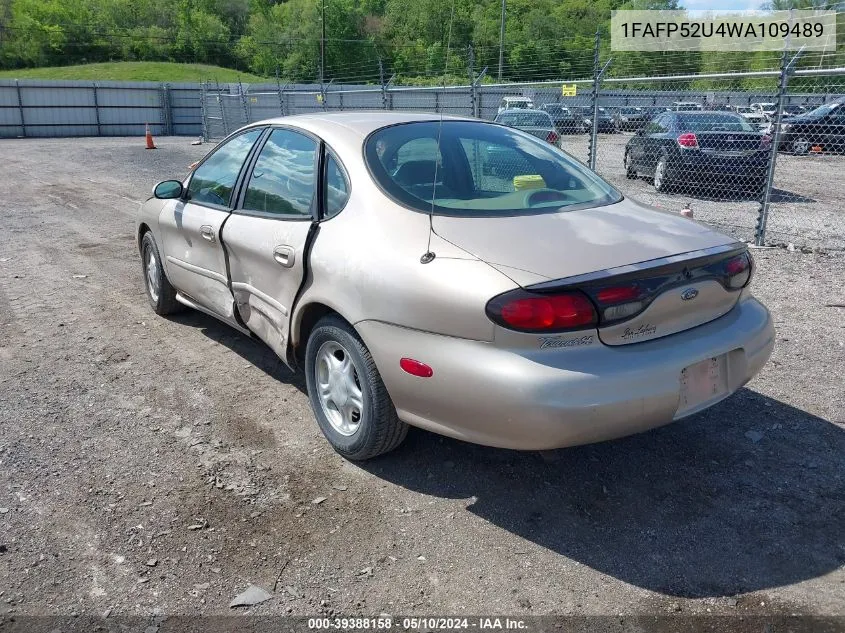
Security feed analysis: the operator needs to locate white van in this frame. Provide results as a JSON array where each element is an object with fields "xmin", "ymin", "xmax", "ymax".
[{"xmin": 498, "ymin": 96, "xmax": 535, "ymax": 114}]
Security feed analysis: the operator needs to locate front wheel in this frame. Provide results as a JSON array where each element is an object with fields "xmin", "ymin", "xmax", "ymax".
[
  {"xmin": 305, "ymin": 316, "xmax": 408, "ymax": 460},
  {"xmin": 140, "ymin": 232, "xmax": 181, "ymax": 315}
]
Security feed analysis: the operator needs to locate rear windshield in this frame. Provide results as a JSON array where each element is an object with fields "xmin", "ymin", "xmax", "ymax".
[
  {"xmin": 365, "ymin": 121, "xmax": 621, "ymax": 217},
  {"xmin": 497, "ymin": 112, "xmax": 552, "ymax": 127},
  {"xmin": 677, "ymin": 113, "xmax": 755, "ymax": 132}
]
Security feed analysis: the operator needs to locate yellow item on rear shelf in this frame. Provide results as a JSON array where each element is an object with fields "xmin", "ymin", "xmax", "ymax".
[{"xmin": 513, "ymin": 174, "xmax": 546, "ymax": 190}]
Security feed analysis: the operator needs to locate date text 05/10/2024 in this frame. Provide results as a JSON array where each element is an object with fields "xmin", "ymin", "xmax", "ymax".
[{"xmin": 307, "ymin": 617, "xmax": 528, "ymax": 630}]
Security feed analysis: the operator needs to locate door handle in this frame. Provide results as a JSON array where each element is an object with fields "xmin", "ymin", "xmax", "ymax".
[
  {"xmin": 200, "ymin": 225, "xmax": 216, "ymax": 242},
  {"xmin": 273, "ymin": 246, "xmax": 295, "ymax": 268}
]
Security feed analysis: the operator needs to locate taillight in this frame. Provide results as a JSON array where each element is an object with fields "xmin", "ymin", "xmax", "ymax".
[
  {"xmin": 546, "ymin": 130, "xmax": 560, "ymax": 145},
  {"xmin": 487, "ymin": 290, "xmax": 597, "ymax": 332},
  {"xmin": 724, "ymin": 252, "xmax": 752, "ymax": 289},
  {"xmin": 677, "ymin": 132, "xmax": 699, "ymax": 148},
  {"xmin": 594, "ymin": 284, "xmax": 645, "ymax": 322}
]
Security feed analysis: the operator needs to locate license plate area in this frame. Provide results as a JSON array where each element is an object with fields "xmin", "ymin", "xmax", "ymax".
[{"xmin": 677, "ymin": 354, "xmax": 729, "ymax": 417}]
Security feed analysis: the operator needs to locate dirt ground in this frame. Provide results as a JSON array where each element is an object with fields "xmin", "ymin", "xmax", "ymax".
[{"xmin": 0, "ymin": 136, "xmax": 843, "ymax": 622}]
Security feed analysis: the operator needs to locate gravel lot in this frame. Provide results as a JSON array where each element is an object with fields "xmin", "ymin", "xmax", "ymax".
[
  {"xmin": 0, "ymin": 136, "xmax": 843, "ymax": 622},
  {"xmin": 566, "ymin": 132, "xmax": 845, "ymax": 250}
]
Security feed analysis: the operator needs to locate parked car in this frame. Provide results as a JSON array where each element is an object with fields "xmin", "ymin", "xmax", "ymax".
[
  {"xmin": 497, "ymin": 96, "xmax": 534, "ymax": 114},
  {"xmin": 778, "ymin": 101, "xmax": 845, "ymax": 154},
  {"xmin": 669, "ymin": 101, "xmax": 703, "ymax": 111},
  {"xmin": 494, "ymin": 109, "xmax": 561, "ymax": 146},
  {"xmin": 138, "ymin": 112, "xmax": 773, "ymax": 460},
  {"xmin": 624, "ymin": 110, "xmax": 771, "ymax": 195},
  {"xmin": 539, "ymin": 103, "xmax": 586, "ymax": 133},
  {"xmin": 734, "ymin": 106, "xmax": 770, "ymax": 129},
  {"xmin": 570, "ymin": 106, "xmax": 616, "ymax": 133},
  {"xmin": 781, "ymin": 104, "xmax": 809, "ymax": 117},
  {"xmin": 750, "ymin": 102, "xmax": 777, "ymax": 118},
  {"xmin": 613, "ymin": 107, "xmax": 653, "ymax": 132}
]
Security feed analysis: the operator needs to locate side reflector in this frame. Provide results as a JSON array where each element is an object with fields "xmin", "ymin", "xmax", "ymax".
[{"xmin": 400, "ymin": 358, "xmax": 433, "ymax": 378}]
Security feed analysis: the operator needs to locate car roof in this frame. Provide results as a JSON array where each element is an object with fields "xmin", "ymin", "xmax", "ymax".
[
  {"xmin": 502, "ymin": 96, "xmax": 532, "ymax": 101},
  {"xmin": 497, "ymin": 109, "xmax": 551, "ymax": 118},
  {"xmin": 246, "ymin": 111, "xmax": 472, "ymax": 139},
  {"xmin": 671, "ymin": 110, "xmax": 743, "ymax": 116}
]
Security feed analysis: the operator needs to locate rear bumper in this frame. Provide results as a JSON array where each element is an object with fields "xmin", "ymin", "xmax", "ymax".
[
  {"xmin": 356, "ymin": 295, "xmax": 774, "ymax": 451},
  {"xmin": 670, "ymin": 155, "xmax": 768, "ymax": 184}
]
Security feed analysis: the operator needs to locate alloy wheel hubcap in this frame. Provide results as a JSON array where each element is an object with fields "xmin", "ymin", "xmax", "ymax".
[
  {"xmin": 655, "ymin": 161, "xmax": 665, "ymax": 188},
  {"xmin": 145, "ymin": 247, "xmax": 160, "ymax": 302},
  {"xmin": 315, "ymin": 341, "xmax": 364, "ymax": 436},
  {"xmin": 793, "ymin": 138, "xmax": 809, "ymax": 154}
]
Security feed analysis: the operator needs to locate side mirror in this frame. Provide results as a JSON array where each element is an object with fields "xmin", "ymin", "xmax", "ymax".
[{"xmin": 153, "ymin": 180, "xmax": 183, "ymax": 199}]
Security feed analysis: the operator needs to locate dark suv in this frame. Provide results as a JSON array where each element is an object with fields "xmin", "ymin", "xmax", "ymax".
[{"xmin": 778, "ymin": 101, "xmax": 845, "ymax": 154}]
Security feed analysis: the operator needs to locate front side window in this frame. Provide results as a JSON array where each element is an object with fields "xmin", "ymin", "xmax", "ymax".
[
  {"xmin": 365, "ymin": 121, "xmax": 620, "ymax": 217},
  {"xmin": 242, "ymin": 128, "xmax": 318, "ymax": 217},
  {"xmin": 188, "ymin": 128, "xmax": 263, "ymax": 207}
]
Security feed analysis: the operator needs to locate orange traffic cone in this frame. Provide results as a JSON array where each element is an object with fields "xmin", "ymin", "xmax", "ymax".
[{"xmin": 145, "ymin": 123, "xmax": 157, "ymax": 150}]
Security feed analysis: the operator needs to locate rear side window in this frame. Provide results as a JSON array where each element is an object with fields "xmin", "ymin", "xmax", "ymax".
[
  {"xmin": 324, "ymin": 154, "xmax": 350, "ymax": 219},
  {"xmin": 188, "ymin": 129, "xmax": 263, "ymax": 207},
  {"xmin": 366, "ymin": 120, "xmax": 620, "ymax": 217},
  {"xmin": 242, "ymin": 128, "xmax": 318, "ymax": 217}
]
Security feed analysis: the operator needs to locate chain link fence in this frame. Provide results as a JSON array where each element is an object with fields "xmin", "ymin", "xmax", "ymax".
[{"xmin": 200, "ymin": 63, "xmax": 845, "ymax": 251}]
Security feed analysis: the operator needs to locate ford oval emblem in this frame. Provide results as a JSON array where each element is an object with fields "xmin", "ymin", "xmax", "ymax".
[{"xmin": 681, "ymin": 288, "xmax": 699, "ymax": 301}]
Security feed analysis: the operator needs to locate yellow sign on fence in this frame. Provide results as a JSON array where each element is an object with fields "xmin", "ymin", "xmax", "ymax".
[{"xmin": 561, "ymin": 84, "xmax": 577, "ymax": 97}]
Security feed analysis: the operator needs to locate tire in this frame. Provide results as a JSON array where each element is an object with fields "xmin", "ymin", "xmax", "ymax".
[
  {"xmin": 140, "ymin": 231, "xmax": 181, "ymax": 316},
  {"xmin": 653, "ymin": 155, "xmax": 673, "ymax": 193},
  {"xmin": 790, "ymin": 136, "xmax": 810, "ymax": 155},
  {"xmin": 624, "ymin": 150, "xmax": 637, "ymax": 179},
  {"xmin": 305, "ymin": 315, "xmax": 408, "ymax": 460}
]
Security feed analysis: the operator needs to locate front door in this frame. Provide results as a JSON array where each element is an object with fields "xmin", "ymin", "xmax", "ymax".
[
  {"xmin": 159, "ymin": 128, "xmax": 263, "ymax": 319},
  {"xmin": 640, "ymin": 113, "xmax": 671, "ymax": 173},
  {"xmin": 223, "ymin": 127, "xmax": 319, "ymax": 364}
]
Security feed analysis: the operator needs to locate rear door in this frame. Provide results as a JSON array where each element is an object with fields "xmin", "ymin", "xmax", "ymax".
[
  {"xmin": 159, "ymin": 128, "xmax": 264, "ymax": 319},
  {"xmin": 823, "ymin": 109, "xmax": 845, "ymax": 149},
  {"xmin": 637, "ymin": 114, "xmax": 671, "ymax": 171},
  {"xmin": 222, "ymin": 127, "xmax": 323, "ymax": 364}
]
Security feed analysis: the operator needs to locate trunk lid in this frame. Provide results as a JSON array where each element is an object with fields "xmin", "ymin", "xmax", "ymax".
[
  {"xmin": 694, "ymin": 131, "xmax": 765, "ymax": 155},
  {"xmin": 434, "ymin": 199, "xmax": 747, "ymax": 345}
]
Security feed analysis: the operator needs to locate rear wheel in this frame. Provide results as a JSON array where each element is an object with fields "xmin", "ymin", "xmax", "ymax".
[
  {"xmin": 624, "ymin": 150, "xmax": 637, "ymax": 179},
  {"xmin": 141, "ymin": 232, "xmax": 181, "ymax": 315},
  {"xmin": 653, "ymin": 156, "xmax": 673, "ymax": 193},
  {"xmin": 305, "ymin": 315, "xmax": 408, "ymax": 460}
]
